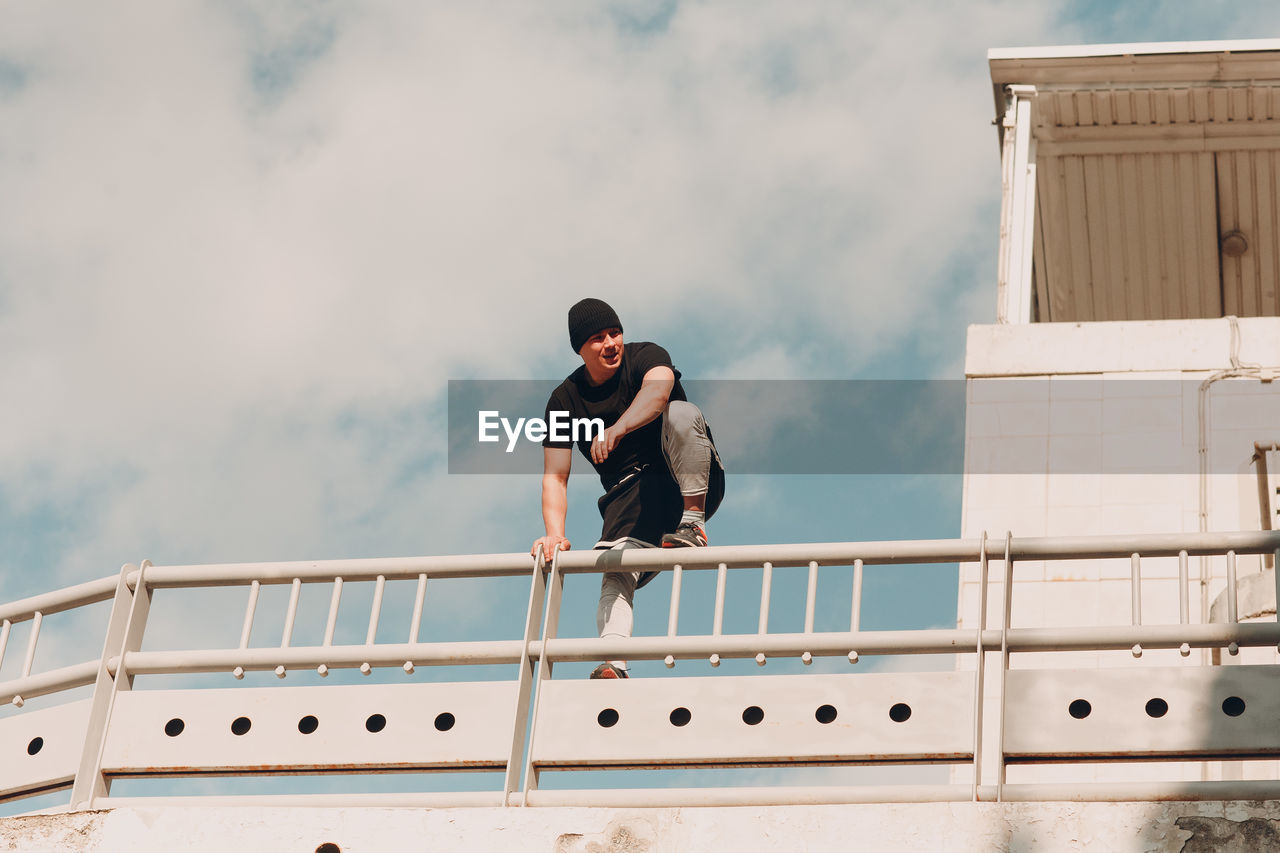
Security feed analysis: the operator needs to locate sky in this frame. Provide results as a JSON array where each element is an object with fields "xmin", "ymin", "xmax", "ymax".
[{"xmin": 4, "ymin": 0, "xmax": 1280, "ymax": 808}]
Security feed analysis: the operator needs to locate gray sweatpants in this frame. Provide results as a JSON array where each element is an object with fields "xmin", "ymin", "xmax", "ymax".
[{"xmin": 597, "ymin": 401, "xmax": 720, "ymax": 669}]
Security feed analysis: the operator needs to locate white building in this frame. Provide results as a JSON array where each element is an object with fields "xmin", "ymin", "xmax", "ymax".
[{"xmin": 962, "ymin": 39, "xmax": 1280, "ymax": 789}]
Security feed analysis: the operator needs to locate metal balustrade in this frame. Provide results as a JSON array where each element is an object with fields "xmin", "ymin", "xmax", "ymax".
[{"xmin": 1, "ymin": 531, "xmax": 1280, "ymax": 811}]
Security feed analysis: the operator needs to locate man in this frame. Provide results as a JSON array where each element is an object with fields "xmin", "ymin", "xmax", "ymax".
[{"xmin": 530, "ymin": 298, "xmax": 725, "ymax": 679}]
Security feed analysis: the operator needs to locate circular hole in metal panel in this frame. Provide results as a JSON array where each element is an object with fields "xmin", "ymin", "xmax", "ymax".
[
  {"xmin": 27, "ymin": 737, "xmax": 43, "ymax": 756},
  {"xmin": 597, "ymin": 708, "xmax": 619, "ymax": 728},
  {"xmin": 742, "ymin": 706, "xmax": 764, "ymax": 726},
  {"xmin": 888, "ymin": 703, "xmax": 912, "ymax": 723},
  {"xmin": 669, "ymin": 707, "xmax": 691, "ymax": 727},
  {"xmin": 434, "ymin": 712, "xmax": 455, "ymax": 732},
  {"xmin": 365, "ymin": 713, "xmax": 387, "ymax": 733},
  {"xmin": 1222, "ymin": 696, "xmax": 1246, "ymax": 717},
  {"xmin": 231, "ymin": 716, "xmax": 252, "ymax": 736},
  {"xmin": 164, "ymin": 718, "xmax": 185, "ymax": 737},
  {"xmin": 1145, "ymin": 698, "xmax": 1168, "ymax": 718},
  {"xmin": 1068, "ymin": 699, "xmax": 1091, "ymax": 719},
  {"xmin": 298, "ymin": 715, "xmax": 319, "ymax": 734},
  {"xmin": 815, "ymin": 704, "xmax": 838, "ymax": 724},
  {"xmin": 316, "ymin": 844, "xmax": 341, "ymax": 853}
]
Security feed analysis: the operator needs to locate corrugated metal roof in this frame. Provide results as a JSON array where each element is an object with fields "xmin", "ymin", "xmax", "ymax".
[
  {"xmin": 1218, "ymin": 149, "xmax": 1280, "ymax": 316},
  {"xmin": 1035, "ymin": 85, "xmax": 1280, "ymax": 128},
  {"xmin": 991, "ymin": 43, "xmax": 1280, "ymax": 322},
  {"xmin": 1035, "ymin": 151, "xmax": 1220, "ymax": 322}
]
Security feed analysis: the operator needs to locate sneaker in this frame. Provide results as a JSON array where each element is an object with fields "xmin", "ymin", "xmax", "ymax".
[
  {"xmin": 590, "ymin": 663, "xmax": 629, "ymax": 679},
  {"xmin": 661, "ymin": 521, "xmax": 707, "ymax": 548}
]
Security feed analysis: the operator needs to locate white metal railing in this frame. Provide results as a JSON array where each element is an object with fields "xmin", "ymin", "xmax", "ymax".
[{"xmin": 1, "ymin": 530, "xmax": 1279, "ymax": 811}]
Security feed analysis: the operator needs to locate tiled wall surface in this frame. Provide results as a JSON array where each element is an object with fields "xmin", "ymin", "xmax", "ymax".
[{"xmin": 957, "ymin": 317, "xmax": 1280, "ymax": 785}]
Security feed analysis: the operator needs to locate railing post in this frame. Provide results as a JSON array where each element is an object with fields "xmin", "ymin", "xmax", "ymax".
[
  {"xmin": 1130, "ymin": 553, "xmax": 1143, "ymax": 626},
  {"xmin": 520, "ymin": 546, "xmax": 566, "ymax": 805},
  {"xmin": 851, "ymin": 559, "xmax": 864, "ymax": 632},
  {"xmin": 502, "ymin": 549, "xmax": 549, "ymax": 805},
  {"xmin": 971, "ymin": 532, "xmax": 989, "ymax": 802},
  {"xmin": 1178, "ymin": 550, "xmax": 1190, "ymax": 625},
  {"xmin": 995, "ymin": 533, "xmax": 1014, "ymax": 803},
  {"xmin": 757, "ymin": 562, "xmax": 773, "ymax": 635},
  {"xmin": 70, "ymin": 561, "xmax": 152, "ymax": 809},
  {"xmin": 1226, "ymin": 550, "xmax": 1239, "ymax": 624},
  {"xmin": 1274, "ymin": 549, "xmax": 1280, "ymax": 625}
]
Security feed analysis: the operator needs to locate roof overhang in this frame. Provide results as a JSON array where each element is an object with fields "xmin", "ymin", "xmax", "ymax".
[
  {"xmin": 988, "ymin": 39, "xmax": 1280, "ymax": 323},
  {"xmin": 989, "ymin": 39, "xmax": 1280, "ymax": 127}
]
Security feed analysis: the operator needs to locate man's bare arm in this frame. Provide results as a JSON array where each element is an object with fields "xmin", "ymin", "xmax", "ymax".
[
  {"xmin": 531, "ymin": 446, "xmax": 573, "ymax": 557},
  {"xmin": 591, "ymin": 366, "xmax": 675, "ymax": 464}
]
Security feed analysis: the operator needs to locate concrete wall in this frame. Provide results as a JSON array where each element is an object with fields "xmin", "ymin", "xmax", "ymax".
[
  {"xmin": 960, "ymin": 317, "xmax": 1280, "ymax": 643},
  {"xmin": 958, "ymin": 316, "xmax": 1280, "ymax": 787},
  {"xmin": 5, "ymin": 802, "xmax": 1280, "ymax": 852}
]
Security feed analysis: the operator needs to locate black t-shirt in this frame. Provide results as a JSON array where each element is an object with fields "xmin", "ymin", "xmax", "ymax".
[{"xmin": 542, "ymin": 341, "xmax": 687, "ymax": 490}]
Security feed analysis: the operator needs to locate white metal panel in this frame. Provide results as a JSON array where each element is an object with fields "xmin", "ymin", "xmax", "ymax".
[
  {"xmin": 1004, "ymin": 665, "xmax": 1280, "ymax": 759},
  {"xmin": 1036, "ymin": 87, "xmax": 1280, "ymax": 131},
  {"xmin": 1035, "ymin": 153, "xmax": 1067, "ymax": 320},
  {"xmin": 0, "ymin": 699, "xmax": 90, "ymax": 798},
  {"xmin": 1139, "ymin": 152, "xmax": 1167, "ymax": 319},
  {"xmin": 530, "ymin": 672, "xmax": 974, "ymax": 769},
  {"xmin": 1035, "ymin": 150, "xmax": 1220, "ymax": 322},
  {"xmin": 100, "ymin": 682, "xmax": 517, "ymax": 775},
  {"xmin": 1217, "ymin": 150, "xmax": 1280, "ymax": 317}
]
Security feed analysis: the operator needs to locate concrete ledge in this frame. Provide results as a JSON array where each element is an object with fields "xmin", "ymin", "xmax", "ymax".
[
  {"xmin": 966, "ymin": 317, "xmax": 1280, "ymax": 377},
  {"xmin": 6, "ymin": 801, "xmax": 1280, "ymax": 852}
]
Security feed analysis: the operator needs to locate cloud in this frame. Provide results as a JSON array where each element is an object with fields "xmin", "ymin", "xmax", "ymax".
[{"xmin": 0, "ymin": 0, "xmax": 1079, "ymax": 592}]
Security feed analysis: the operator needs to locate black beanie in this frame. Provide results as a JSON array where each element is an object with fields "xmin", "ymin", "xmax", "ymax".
[{"xmin": 567, "ymin": 298, "xmax": 623, "ymax": 353}]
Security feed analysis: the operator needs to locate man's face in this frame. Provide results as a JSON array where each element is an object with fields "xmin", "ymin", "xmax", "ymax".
[{"xmin": 579, "ymin": 327, "xmax": 623, "ymax": 376}]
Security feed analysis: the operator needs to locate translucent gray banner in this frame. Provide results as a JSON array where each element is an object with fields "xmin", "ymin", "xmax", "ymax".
[{"xmin": 447, "ymin": 379, "xmax": 1280, "ymax": 475}]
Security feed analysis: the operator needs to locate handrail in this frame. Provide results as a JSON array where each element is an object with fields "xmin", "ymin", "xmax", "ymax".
[
  {"xmin": 123, "ymin": 530, "xmax": 1280, "ymax": 587},
  {"xmin": 0, "ymin": 575, "xmax": 118, "ymax": 624},
  {"xmin": 0, "ymin": 660, "xmax": 100, "ymax": 706},
  {"xmin": 1, "ymin": 529, "xmax": 1279, "ymax": 812}
]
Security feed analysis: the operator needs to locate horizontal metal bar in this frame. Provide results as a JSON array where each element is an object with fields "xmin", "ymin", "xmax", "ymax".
[
  {"xmin": 0, "ymin": 575, "xmax": 117, "ymax": 624},
  {"xmin": 93, "ymin": 781, "xmax": 1280, "ymax": 808},
  {"xmin": 1009, "ymin": 530, "xmax": 1280, "ymax": 560},
  {"xmin": 98, "ymin": 625, "xmax": 1280, "ymax": 681},
  {"xmin": 1004, "ymin": 621, "xmax": 1280, "ymax": 652},
  {"xmin": 557, "ymin": 540, "xmax": 982, "ymax": 573},
  {"xmin": 117, "ymin": 641, "xmax": 525, "ymax": 675},
  {"xmin": 548, "ymin": 530, "xmax": 1280, "ymax": 570},
  {"xmin": 128, "ymin": 538, "xmax": 985, "ymax": 591},
  {"xmin": 12, "ymin": 617, "xmax": 1272, "ymax": 693},
  {"xmin": 543, "ymin": 619, "xmax": 1280, "ymax": 664},
  {"xmin": 997, "ymin": 781, "xmax": 1280, "ymax": 803},
  {"xmin": 119, "ymin": 531, "xmax": 1280, "ymax": 592},
  {"xmin": 541, "ymin": 629, "xmax": 981, "ymax": 662},
  {"xmin": 0, "ymin": 659, "xmax": 99, "ymax": 705},
  {"xmin": 135, "ymin": 556, "xmax": 538, "ymax": 588},
  {"xmin": 525, "ymin": 784, "xmax": 973, "ymax": 807},
  {"xmin": 97, "ymin": 791, "xmax": 507, "ymax": 809}
]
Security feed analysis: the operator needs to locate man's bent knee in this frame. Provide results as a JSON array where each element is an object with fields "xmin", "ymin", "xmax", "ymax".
[{"xmin": 663, "ymin": 400, "xmax": 705, "ymax": 435}]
